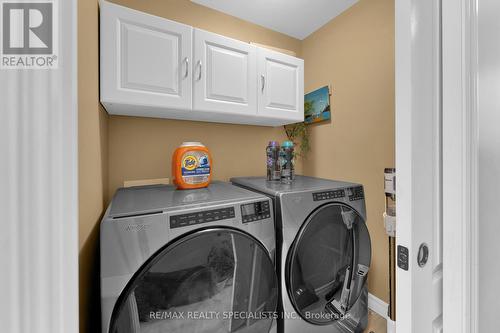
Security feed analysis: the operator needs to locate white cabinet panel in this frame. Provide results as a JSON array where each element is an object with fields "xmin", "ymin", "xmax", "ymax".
[
  {"xmin": 100, "ymin": 1, "xmax": 305, "ymax": 126},
  {"xmin": 194, "ymin": 29, "xmax": 257, "ymax": 115},
  {"xmin": 258, "ymin": 48, "xmax": 304, "ymax": 122},
  {"xmin": 120, "ymin": 23, "xmax": 178, "ymax": 94},
  {"xmin": 101, "ymin": 1, "xmax": 192, "ymax": 111}
]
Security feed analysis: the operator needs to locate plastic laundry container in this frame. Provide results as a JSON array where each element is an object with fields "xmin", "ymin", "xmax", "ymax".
[{"xmin": 172, "ymin": 142, "xmax": 212, "ymax": 190}]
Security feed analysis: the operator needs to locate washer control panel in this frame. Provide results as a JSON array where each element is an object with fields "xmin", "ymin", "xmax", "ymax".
[
  {"xmin": 312, "ymin": 189, "xmax": 345, "ymax": 201},
  {"xmin": 170, "ymin": 207, "xmax": 235, "ymax": 229},
  {"xmin": 241, "ymin": 200, "xmax": 271, "ymax": 223},
  {"xmin": 347, "ymin": 186, "xmax": 365, "ymax": 201}
]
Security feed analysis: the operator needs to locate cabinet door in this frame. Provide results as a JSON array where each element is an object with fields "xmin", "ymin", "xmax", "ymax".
[
  {"xmin": 257, "ymin": 47, "xmax": 304, "ymax": 122},
  {"xmin": 100, "ymin": 1, "xmax": 192, "ymax": 112},
  {"xmin": 193, "ymin": 29, "xmax": 257, "ymax": 116}
]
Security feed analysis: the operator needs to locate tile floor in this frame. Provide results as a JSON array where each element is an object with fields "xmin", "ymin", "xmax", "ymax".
[{"xmin": 364, "ymin": 310, "xmax": 387, "ymax": 333}]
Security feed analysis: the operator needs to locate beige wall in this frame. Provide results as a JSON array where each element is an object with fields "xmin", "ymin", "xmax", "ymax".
[
  {"xmin": 108, "ymin": 117, "xmax": 294, "ymax": 198},
  {"xmin": 301, "ymin": 0, "xmax": 395, "ymax": 303},
  {"xmin": 78, "ymin": 1, "xmax": 301, "ymax": 331},
  {"xmin": 106, "ymin": 0, "xmax": 303, "ymax": 200},
  {"xmin": 78, "ymin": 0, "xmax": 108, "ymax": 332},
  {"xmin": 109, "ymin": 0, "xmax": 302, "ymax": 56},
  {"xmin": 78, "ymin": 0, "xmax": 394, "ymax": 330}
]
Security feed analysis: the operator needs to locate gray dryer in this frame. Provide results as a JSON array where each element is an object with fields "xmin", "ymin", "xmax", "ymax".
[
  {"xmin": 100, "ymin": 182, "xmax": 279, "ymax": 333},
  {"xmin": 231, "ymin": 176, "xmax": 371, "ymax": 333}
]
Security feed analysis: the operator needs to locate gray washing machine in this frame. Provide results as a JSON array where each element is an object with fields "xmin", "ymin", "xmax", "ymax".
[
  {"xmin": 231, "ymin": 176, "xmax": 371, "ymax": 333},
  {"xmin": 100, "ymin": 181, "xmax": 279, "ymax": 333}
]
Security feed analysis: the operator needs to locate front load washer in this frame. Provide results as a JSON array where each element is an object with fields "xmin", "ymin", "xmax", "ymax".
[
  {"xmin": 100, "ymin": 181, "xmax": 278, "ymax": 333},
  {"xmin": 231, "ymin": 176, "xmax": 371, "ymax": 333}
]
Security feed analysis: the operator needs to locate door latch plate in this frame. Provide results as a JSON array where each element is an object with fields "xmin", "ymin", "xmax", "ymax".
[{"xmin": 397, "ymin": 245, "xmax": 409, "ymax": 271}]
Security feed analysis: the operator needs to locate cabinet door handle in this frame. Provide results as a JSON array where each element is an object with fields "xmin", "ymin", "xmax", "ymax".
[
  {"xmin": 261, "ymin": 75, "xmax": 266, "ymax": 92},
  {"xmin": 183, "ymin": 57, "xmax": 189, "ymax": 78},
  {"xmin": 196, "ymin": 60, "xmax": 202, "ymax": 81}
]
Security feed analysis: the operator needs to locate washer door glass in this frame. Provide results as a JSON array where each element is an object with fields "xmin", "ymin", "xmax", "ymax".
[
  {"xmin": 110, "ymin": 228, "xmax": 278, "ymax": 333},
  {"xmin": 286, "ymin": 203, "xmax": 370, "ymax": 324}
]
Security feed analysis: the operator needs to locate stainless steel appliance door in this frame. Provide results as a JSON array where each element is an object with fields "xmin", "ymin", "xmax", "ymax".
[
  {"xmin": 285, "ymin": 203, "xmax": 371, "ymax": 325},
  {"xmin": 110, "ymin": 227, "xmax": 278, "ymax": 333}
]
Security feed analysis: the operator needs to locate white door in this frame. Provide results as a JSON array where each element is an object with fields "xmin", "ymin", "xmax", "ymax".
[
  {"xmin": 257, "ymin": 47, "xmax": 304, "ymax": 122},
  {"xmin": 100, "ymin": 1, "xmax": 192, "ymax": 111},
  {"xmin": 193, "ymin": 29, "xmax": 257, "ymax": 115},
  {"xmin": 396, "ymin": 0, "xmax": 443, "ymax": 332}
]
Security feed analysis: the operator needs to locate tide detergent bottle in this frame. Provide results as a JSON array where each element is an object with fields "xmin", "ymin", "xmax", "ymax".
[{"xmin": 172, "ymin": 142, "xmax": 212, "ymax": 189}]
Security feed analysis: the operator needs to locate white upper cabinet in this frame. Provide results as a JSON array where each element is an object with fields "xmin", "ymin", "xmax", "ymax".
[
  {"xmin": 99, "ymin": 1, "xmax": 304, "ymax": 126},
  {"xmin": 257, "ymin": 47, "xmax": 304, "ymax": 122},
  {"xmin": 100, "ymin": 1, "xmax": 193, "ymax": 112},
  {"xmin": 193, "ymin": 29, "xmax": 257, "ymax": 115}
]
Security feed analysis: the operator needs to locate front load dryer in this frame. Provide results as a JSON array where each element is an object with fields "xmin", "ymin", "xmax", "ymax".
[
  {"xmin": 100, "ymin": 181, "xmax": 278, "ymax": 333},
  {"xmin": 231, "ymin": 176, "xmax": 371, "ymax": 333}
]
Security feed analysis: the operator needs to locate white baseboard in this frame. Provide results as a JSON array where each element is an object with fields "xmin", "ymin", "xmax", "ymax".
[
  {"xmin": 386, "ymin": 318, "xmax": 396, "ymax": 333},
  {"xmin": 368, "ymin": 292, "xmax": 389, "ymax": 319}
]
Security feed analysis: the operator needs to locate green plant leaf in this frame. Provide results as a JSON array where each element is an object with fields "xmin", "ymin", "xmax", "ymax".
[{"xmin": 284, "ymin": 122, "xmax": 310, "ymax": 158}]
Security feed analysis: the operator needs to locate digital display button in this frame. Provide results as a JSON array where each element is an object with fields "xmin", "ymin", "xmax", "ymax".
[
  {"xmin": 348, "ymin": 186, "xmax": 364, "ymax": 201},
  {"xmin": 241, "ymin": 200, "xmax": 271, "ymax": 223},
  {"xmin": 170, "ymin": 207, "xmax": 235, "ymax": 229},
  {"xmin": 242, "ymin": 204, "xmax": 256, "ymax": 216},
  {"xmin": 312, "ymin": 189, "xmax": 345, "ymax": 201}
]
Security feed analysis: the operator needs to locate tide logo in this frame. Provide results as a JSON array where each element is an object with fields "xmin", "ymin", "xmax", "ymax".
[{"xmin": 182, "ymin": 155, "xmax": 198, "ymax": 171}]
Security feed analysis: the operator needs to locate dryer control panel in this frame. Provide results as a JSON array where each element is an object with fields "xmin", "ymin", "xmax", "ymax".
[
  {"xmin": 241, "ymin": 200, "xmax": 271, "ymax": 223},
  {"xmin": 312, "ymin": 189, "xmax": 345, "ymax": 201},
  {"xmin": 347, "ymin": 186, "xmax": 365, "ymax": 201},
  {"xmin": 312, "ymin": 186, "xmax": 365, "ymax": 202},
  {"xmin": 170, "ymin": 207, "xmax": 235, "ymax": 229}
]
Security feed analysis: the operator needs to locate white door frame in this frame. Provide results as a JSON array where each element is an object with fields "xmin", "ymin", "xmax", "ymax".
[
  {"xmin": 396, "ymin": 0, "xmax": 444, "ymax": 331},
  {"xmin": 396, "ymin": 0, "xmax": 479, "ymax": 332},
  {"xmin": 442, "ymin": 0, "xmax": 478, "ymax": 332}
]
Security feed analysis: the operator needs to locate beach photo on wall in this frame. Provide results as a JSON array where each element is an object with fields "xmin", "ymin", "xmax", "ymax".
[{"xmin": 304, "ymin": 86, "xmax": 331, "ymax": 124}]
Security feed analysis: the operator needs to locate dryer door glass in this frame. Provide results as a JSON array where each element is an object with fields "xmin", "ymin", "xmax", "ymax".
[
  {"xmin": 109, "ymin": 228, "xmax": 278, "ymax": 333},
  {"xmin": 286, "ymin": 203, "xmax": 370, "ymax": 324}
]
